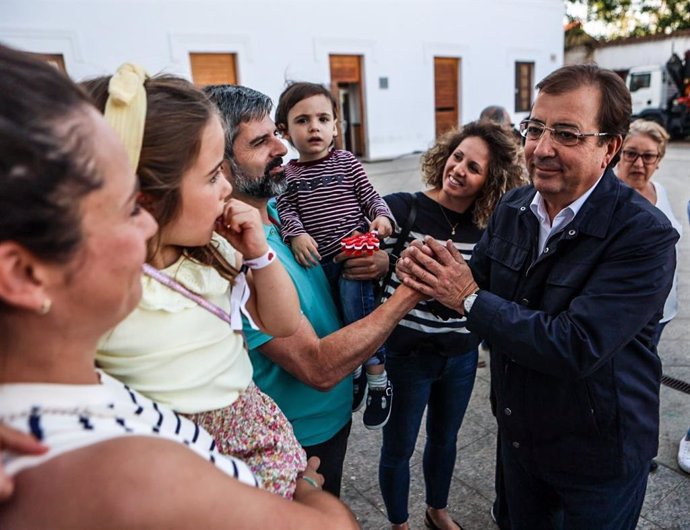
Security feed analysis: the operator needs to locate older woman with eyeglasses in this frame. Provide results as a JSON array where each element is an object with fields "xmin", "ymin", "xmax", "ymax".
[{"xmin": 616, "ymin": 119, "xmax": 682, "ymax": 346}]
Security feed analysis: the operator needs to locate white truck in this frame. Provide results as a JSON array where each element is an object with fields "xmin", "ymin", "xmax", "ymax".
[{"xmin": 626, "ymin": 50, "xmax": 690, "ymax": 139}]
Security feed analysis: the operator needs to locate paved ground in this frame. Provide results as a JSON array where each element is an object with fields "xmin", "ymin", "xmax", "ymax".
[{"xmin": 339, "ymin": 144, "xmax": 690, "ymax": 529}]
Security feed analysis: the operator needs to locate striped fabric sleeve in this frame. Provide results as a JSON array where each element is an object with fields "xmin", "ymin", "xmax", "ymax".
[
  {"xmin": 348, "ymin": 153, "xmax": 393, "ymax": 223},
  {"xmin": 0, "ymin": 372, "xmax": 258, "ymax": 488},
  {"xmin": 275, "ymin": 179, "xmax": 307, "ymax": 241},
  {"xmin": 381, "ymin": 192, "xmax": 481, "ymax": 341}
]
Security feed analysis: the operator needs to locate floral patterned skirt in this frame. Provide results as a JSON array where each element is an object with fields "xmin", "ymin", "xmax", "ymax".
[{"xmin": 183, "ymin": 381, "xmax": 306, "ymax": 499}]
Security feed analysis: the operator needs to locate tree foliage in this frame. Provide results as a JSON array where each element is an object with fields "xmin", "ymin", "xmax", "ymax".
[{"xmin": 567, "ymin": 0, "xmax": 690, "ymax": 38}]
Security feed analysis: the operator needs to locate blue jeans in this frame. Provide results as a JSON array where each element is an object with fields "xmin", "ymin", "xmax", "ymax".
[
  {"xmin": 378, "ymin": 347, "xmax": 478, "ymax": 524},
  {"xmin": 500, "ymin": 436, "xmax": 649, "ymax": 530},
  {"xmin": 321, "ymin": 259, "xmax": 385, "ymax": 365}
]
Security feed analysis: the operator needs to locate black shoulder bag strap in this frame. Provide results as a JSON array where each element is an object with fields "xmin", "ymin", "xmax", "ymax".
[{"xmin": 377, "ymin": 194, "xmax": 418, "ymax": 305}]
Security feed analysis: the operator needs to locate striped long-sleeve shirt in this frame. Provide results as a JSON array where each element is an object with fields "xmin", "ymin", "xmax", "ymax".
[
  {"xmin": 381, "ymin": 191, "xmax": 483, "ymax": 355},
  {"xmin": 0, "ymin": 370, "xmax": 258, "ymax": 486},
  {"xmin": 276, "ymin": 149, "xmax": 393, "ymax": 260}
]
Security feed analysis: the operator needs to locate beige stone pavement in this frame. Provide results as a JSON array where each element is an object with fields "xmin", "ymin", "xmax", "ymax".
[{"xmin": 339, "ymin": 143, "xmax": 690, "ymax": 530}]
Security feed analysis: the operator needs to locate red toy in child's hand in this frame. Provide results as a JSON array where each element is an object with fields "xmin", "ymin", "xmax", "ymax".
[{"xmin": 341, "ymin": 232, "xmax": 381, "ymax": 256}]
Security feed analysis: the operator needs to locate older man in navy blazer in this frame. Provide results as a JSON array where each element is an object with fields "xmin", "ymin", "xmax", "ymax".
[{"xmin": 399, "ymin": 64, "xmax": 679, "ymax": 530}]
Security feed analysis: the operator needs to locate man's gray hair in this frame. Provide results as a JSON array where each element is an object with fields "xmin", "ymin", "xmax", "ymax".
[
  {"xmin": 203, "ymin": 84, "xmax": 273, "ymax": 158},
  {"xmin": 479, "ymin": 105, "xmax": 511, "ymax": 126}
]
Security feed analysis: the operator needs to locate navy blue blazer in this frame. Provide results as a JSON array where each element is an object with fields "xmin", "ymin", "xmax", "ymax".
[{"xmin": 468, "ymin": 168, "xmax": 679, "ymax": 479}]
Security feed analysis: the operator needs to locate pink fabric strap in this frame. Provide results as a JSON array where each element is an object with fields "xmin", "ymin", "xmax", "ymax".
[{"xmin": 142, "ymin": 263, "xmax": 258, "ymax": 331}]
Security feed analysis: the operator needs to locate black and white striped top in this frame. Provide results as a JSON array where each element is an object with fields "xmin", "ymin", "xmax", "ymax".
[
  {"xmin": 277, "ymin": 149, "xmax": 393, "ymax": 260},
  {"xmin": 382, "ymin": 192, "xmax": 483, "ymax": 355},
  {"xmin": 0, "ymin": 370, "xmax": 257, "ymax": 486}
]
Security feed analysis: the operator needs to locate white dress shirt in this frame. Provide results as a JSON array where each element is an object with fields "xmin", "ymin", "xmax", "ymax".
[{"xmin": 529, "ymin": 174, "xmax": 604, "ymax": 255}]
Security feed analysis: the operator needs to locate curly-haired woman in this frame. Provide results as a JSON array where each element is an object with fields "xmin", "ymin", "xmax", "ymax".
[{"xmin": 378, "ymin": 121, "xmax": 527, "ymax": 530}]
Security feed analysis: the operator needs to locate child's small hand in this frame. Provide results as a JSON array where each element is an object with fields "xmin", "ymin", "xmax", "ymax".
[
  {"xmin": 290, "ymin": 234, "xmax": 321, "ymax": 268},
  {"xmin": 216, "ymin": 199, "xmax": 268, "ymax": 259},
  {"xmin": 370, "ymin": 216, "xmax": 393, "ymax": 239},
  {"xmin": 294, "ymin": 457, "xmax": 325, "ymax": 501}
]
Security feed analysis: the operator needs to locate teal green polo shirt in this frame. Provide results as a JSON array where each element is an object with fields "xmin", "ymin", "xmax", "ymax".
[{"xmin": 243, "ymin": 201, "xmax": 352, "ymax": 446}]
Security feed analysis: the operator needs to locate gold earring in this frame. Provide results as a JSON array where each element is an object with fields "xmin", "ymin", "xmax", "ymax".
[{"xmin": 38, "ymin": 299, "xmax": 52, "ymax": 315}]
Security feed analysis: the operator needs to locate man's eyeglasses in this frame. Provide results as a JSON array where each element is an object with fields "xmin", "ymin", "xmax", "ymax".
[
  {"xmin": 519, "ymin": 119, "xmax": 611, "ymax": 147},
  {"xmin": 621, "ymin": 149, "xmax": 659, "ymax": 165}
]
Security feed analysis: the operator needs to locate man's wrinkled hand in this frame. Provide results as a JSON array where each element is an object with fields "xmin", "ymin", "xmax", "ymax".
[{"xmin": 398, "ymin": 237, "xmax": 478, "ymax": 313}]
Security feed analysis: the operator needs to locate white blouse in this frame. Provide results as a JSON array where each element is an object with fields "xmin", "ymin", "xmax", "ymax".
[{"xmin": 652, "ymin": 181, "xmax": 682, "ymax": 323}]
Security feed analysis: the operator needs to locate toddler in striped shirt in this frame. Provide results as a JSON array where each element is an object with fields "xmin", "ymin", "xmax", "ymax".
[{"xmin": 275, "ymin": 81, "xmax": 394, "ymax": 430}]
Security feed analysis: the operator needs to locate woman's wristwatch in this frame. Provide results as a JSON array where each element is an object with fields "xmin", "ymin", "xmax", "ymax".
[{"xmin": 463, "ymin": 291, "xmax": 480, "ymax": 314}]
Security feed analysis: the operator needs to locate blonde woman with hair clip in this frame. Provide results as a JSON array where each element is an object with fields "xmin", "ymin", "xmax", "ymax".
[
  {"xmin": 84, "ymin": 64, "xmax": 307, "ymax": 499},
  {"xmin": 0, "ymin": 45, "xmax": 357, "ymax": 529}
]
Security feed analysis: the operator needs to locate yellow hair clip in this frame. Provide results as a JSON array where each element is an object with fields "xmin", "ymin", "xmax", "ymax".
[{"xmin": 104, "ymin": 63, "xmax": 148, "ymax": 170}]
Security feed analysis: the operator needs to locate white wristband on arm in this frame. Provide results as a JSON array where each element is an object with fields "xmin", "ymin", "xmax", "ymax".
[{"xmin": 242, "ymin": 247, "xmax": 277, "ymax": 271}]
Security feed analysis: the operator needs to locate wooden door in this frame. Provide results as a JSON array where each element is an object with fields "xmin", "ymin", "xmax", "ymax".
[
  {"xmin": 329, "ymin": 55, "xmax": 366, "ymax": 157},
  {"xmin": 330, "ymin": 80, "xmax": 346, "ymax": 151},
  {"xmin": 330, "ymin": 55, "xmax": 361, "ymax": 84},
  {"xmin": 189, "ymin": 53, "xmax": 238, "ymax": 87},
  {"xmin": 434, "ymin": 57, "xmax": 460, "ymax": 137}
]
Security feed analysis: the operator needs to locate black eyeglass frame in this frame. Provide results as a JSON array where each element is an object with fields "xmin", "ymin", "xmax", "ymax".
[
  {"xmin": 620, "ymin": 149, "xmax": 660, "ymax": 165},
  {"xmin": 519, "ymin": 119, "xmax": 612, "ymax": 147}
]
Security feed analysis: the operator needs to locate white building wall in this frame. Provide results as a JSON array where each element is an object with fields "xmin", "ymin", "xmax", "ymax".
[
  {"xmin": 566, "ymin": 34, "xmax": 690, "ymax": 73},
  {"xmin": 594, "ymin": 36, "xmax": 690, "ymax": 71},
  {"xmin": 1, "ymin": 0, "xmax": 564, "ymax": 160}
]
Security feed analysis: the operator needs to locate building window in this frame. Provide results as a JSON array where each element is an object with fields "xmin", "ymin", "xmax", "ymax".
[
  {"xmin": 628, "ymin": 72, "xmax": 651, "ymax": 92},
  {"xmin": 515, "ymin": 62, "xmax": 534, "ymax": 113},
  {"xmin": 189, "ymin": 53, "xmax": 237, "ymax": 87}
]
